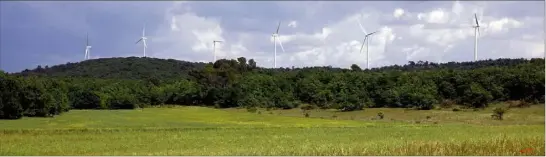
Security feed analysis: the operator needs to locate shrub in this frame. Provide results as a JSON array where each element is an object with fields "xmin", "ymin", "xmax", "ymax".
[
  {"xmin": 304, "ymin": 112, "xmax": 310, "ymax": 117},
  {"xmin": 440, "ymin": 99, "xmax": 456, "ymax": 108},
  {"xmin": 492, "ymin": 107, "xmax": 508, "ymax": 120},
  {"xmin": 246, "ymin": 106, "xmax": 257, "ymax": 113},
  {"xmin": 460, "ymin": 83, "xmax": 493, "ymax": 108},
  {"xmin": 426, "ymin": 116, "xmax": 431, "ymax": 119},
  {"xmin": 452, "ymin": 108, "xmax": 461, "ymax": 112},
  {"xmin": 108, "ymin": 94, "xmax": 138, "ymax": 109},
  {"xmin": 377, "ymin": 112, "xmax": 385, "ymax": 119},
  {"xmin": 508, "ymin": 100, "xmax": 531, "ymax": 108},
  {"xmin": 69, "ymin": 89, "xmax": 102, "ymax": 109},
  {"xmin": 338, "ymin": 102, "xmax": 364, "ymax": 112},
  {"xmin": 300, "ymin": 104, "xmax": 315, "ymax": 111}
]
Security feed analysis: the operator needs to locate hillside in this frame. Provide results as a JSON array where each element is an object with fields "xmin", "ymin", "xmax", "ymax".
[
  {"xmin": 1, "ymin": 56, "xmax": 544, "ymax": 119},
  {"xmin": 12, "ymin": 57, "xmax": 544, "ymax": 80},
  {"xmin": 13, "ymin": 57, "xmax": 209, "ymax": 80}
]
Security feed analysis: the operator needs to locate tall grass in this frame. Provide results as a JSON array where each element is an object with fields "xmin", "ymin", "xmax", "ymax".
[{"xmin": 0, "ymin": 106, "xmax": 544, "ymax": 156}]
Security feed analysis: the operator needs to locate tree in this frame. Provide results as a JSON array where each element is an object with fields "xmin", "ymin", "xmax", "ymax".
[
  {"xmin": 2, "ymin": 56, "xmax": 545, "ymax": 120},
  {"xmin": 69, "ymin": 89, "xmax": 102, "ymax": 109},
  {"xmin": 460, "ymin": 83, "xmax": 493, "ymax": 108},
  {"xmin": 350, "ymin": 64, "xmax": 362, "ymax": 71},
  {"xmin": 0, "ymin": 75, "xmax": 24, "ymax": 119}
]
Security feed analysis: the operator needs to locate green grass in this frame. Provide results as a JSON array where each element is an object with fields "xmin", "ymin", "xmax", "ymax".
[
  {"xmin": 229, "ymin": 103, "xmax": 545, "ymax": 126},
  {"xmin": 0, "ymin": 105, "xmax": 544, "ymax": 155}
]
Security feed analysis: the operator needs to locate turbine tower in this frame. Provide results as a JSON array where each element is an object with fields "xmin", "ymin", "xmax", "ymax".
[
  {"xmin": 473, "ymin": 13, "xmax": 481, "ymax": 62},
  {"xmin": 135, "ymin": 25, "xmax": 148, "ymax": 58},
  {"xmin": 84, "ymin": 33, "xmax": 91, "ymax": 60},
  {"xmin": 271, "ymin": 21, "xmax": 286, "ymax": 68},
  {"xmin": 213, "ymin": 40, "xmax": 222, "ymax": 62},
  {"xmin": 357, "ymin": 16, "xmax": 378, "ymax": 69}
]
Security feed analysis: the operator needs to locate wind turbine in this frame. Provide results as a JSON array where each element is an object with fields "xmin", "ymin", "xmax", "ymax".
[
  {"xmin": 357, "ymin": 17, "xmax": 378, "ymax": 69},
  {"xmin": 213, "ymin": 40, "xmax": 222, "ymax": 62},
  {"xmin": 472, "ymin": 13, "xmax": 481, "ymax": 62},
  {"xmin": 84, "ymin": 33, "xmax": 91, "ymax": 60},
  {"xmin": 135, "ymin": 25, "xmax": 148, "ymax": 58},
  {"xmin": 272, "ymin": 21, "xmax": 286, "ymax": 68}
]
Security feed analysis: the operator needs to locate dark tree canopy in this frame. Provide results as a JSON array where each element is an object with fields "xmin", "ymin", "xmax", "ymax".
[{"xmin": 1, "ymin": 57, "xmax": 544, "ymax": 119}]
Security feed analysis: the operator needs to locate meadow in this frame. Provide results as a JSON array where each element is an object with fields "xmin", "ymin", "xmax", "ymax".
[{"xmin": 0, "ymin": 105, "xmax": 544, "ymax": 156}]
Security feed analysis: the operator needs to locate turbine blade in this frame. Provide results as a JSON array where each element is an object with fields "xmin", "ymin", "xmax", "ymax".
[
  {"xmin": 277, "ymin": 36, "xmax": 286, "ymax": 53},
  {"xmin": 276, "ymin": 21, "xmax": 281, "ymax": 34},
  {"xmin": 367, "ymin": 31, "xmax": 378, "ymax": 36},
  {"xmin": 359, "ymin": 37, "xmax": 367, "ymax": 53},
  {"xmin": 143, "ymin": 25, "xmax": 146, "ymax": 36},
  {"xmin": 86, "ymin": 33, "xmax": 89, "ymax": 46},
  {"xmin": 144, "ymin": 40, "xmax": 148, "ymax": 48},
  {"xmin": 357, "ymin": 18, "xmax": 368, "ymax": 34},
  {"xmin": 136, "ymin": 38, "xmax": 143, "ymax": 44},
  {"xmin": 474, "ymin": 13, "xmax": 479, "ymax": 26}
]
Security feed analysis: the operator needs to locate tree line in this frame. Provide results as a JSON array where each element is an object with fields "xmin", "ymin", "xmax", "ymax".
[{"xmin": 1, "ymin": 57, "xmax": 544, "ymax": 119}]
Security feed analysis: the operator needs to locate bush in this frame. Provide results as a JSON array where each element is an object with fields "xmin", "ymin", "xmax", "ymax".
[
  {"xmin": 69, "ymin": 89, "xmax": 102, "ymax": 109},
  {"xmin": 452, "ymin": 108, "xmax": 461, "ymax": 112},
  {"xmin": 399, "ymin": 91, "xmax": 436, "ymax": 110},
  {"xmin": 440, "ymin": 99, "xmax": 456, "ymax": 108},
  {"xmin": 300, "ymin": 104, "xmax": 316, "ymax": 111},
  {"xmin": 338, "ymin": 102, "xmax": 364, "ymax": 112},
  {"xmin": 507, "ymin": 100, "xmax": 531, "ymax": 108},
  {"xmin": 377, "ymin": 112, "xmax": 385, "ymax": 119},
  {"xmin": 304, "ymin": 112, "xmax": 310, "ymax": 117},
  {"xmin": 460, "ymin": 83, "xmax": 493, "ymax": 108},
  {"xmin": 108, "ymin": 94, "xmax": 138, "ymax": 109},
  {"xmin": 492, "ymin": 107, "xmax": 508, "ymax": 120},
  {"xmin": 246, "ymin": 106, "xmax": 257, "ymax": 113}
]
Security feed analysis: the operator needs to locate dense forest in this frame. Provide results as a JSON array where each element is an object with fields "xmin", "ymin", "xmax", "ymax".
[
  {"xmin": 1, "ymin": 57, "xmax": 544, "ymax": 119},
  {"xmin": 15, "ymin": 57, "xmax": 209, "ymax": 81}
]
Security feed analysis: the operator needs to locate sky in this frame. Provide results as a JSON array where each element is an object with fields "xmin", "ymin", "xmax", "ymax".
[{"xmin": 0, "ymin": 1, "xmax": 544, "ymax": 73}]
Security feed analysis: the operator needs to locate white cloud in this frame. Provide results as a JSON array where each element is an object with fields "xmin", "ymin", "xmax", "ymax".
[
  {"xmin": 148, "ymin": 1, "xmax": 543, "ymax": 69},
  {"xmin": 486, "ymin": 18, "xmax": 523, "ymax": 33},
  {"xmin": 393, "ymin": 8, "xmax": 405, "ymax": 18},
  {"xmin": 451, "ymin": 1, "xmax": 464, "ymax": 16},
  {"xmin": 152, "ymin": 11, "xmax": 227, "ymax": 62},
  {"xmin": 288, "ymin": 21, "xmax": 298, "ymax": 28},
  {"xmin": 424, "ymin": 9, "xmax": 449, "ymax": 24}
]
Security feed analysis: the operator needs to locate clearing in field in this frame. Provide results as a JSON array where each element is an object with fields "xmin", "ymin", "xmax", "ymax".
[{"xmin": 0, "ymin": 105, "xmax": 544, "ymax": 156}]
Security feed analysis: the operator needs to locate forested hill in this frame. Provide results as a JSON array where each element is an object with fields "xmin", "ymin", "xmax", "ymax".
[
  {"xmin": 12, "ymin": 57, "xmax": 209, "ymax": 80},
  {"xmin": 11, "ymin": 57, "xmax": 545, "ymax": 80},
  {"xmin": 1, "ymin": 56, "xmax": 544, "ymax": 119}
]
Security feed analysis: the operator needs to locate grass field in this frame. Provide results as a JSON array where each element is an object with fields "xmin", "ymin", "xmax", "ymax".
[{"xmin": 0, "ymin": 105, "xmax": 544, "ymax": 155}]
